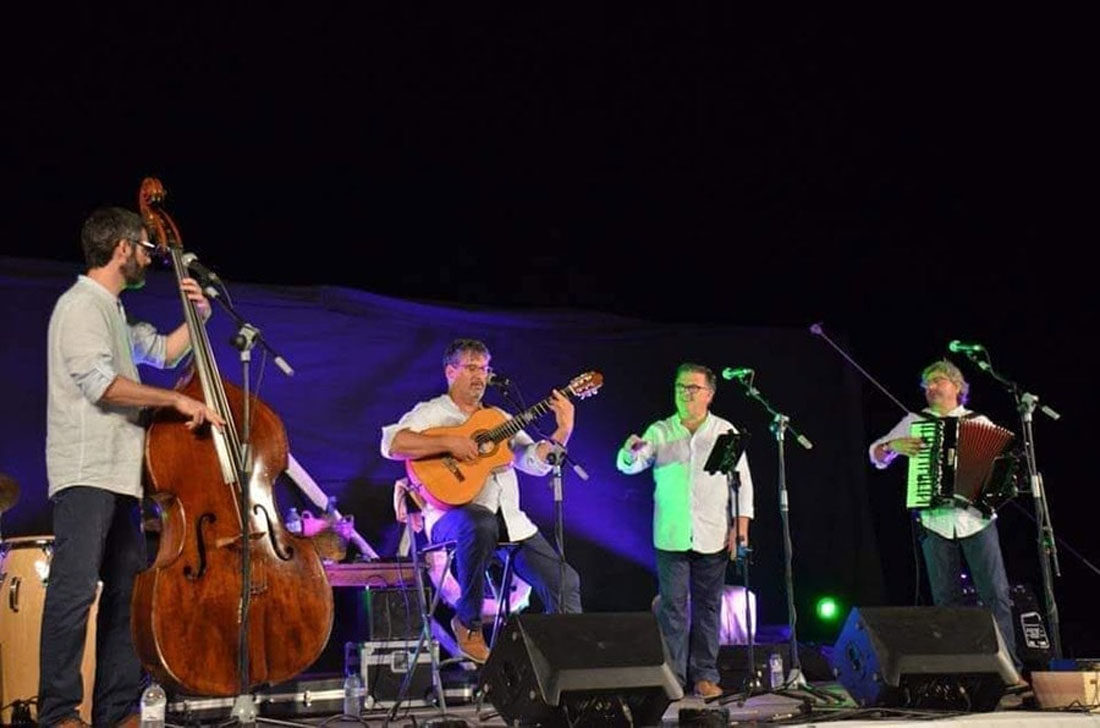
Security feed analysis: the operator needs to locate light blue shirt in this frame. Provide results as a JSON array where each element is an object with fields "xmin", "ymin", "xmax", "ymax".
[{"xmin": 46, "ymin": 276, "xmax": 168, "ymax": 498}]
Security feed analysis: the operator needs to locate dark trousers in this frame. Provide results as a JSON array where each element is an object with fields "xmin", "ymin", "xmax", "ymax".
[
  {"xmin": 920, "ymin": 521, "xmax": 1019, "ymax": 667},
  {"xmin": 431, "ymin": 504, "xmax": 582, "ymax": 628},
  {"xmin": 655, "ymin": 548, "xmax": 727, "ymax": 687},
  {"xmin": 38, "ymin": 487, "xmax": 146, "ymax": 727}
]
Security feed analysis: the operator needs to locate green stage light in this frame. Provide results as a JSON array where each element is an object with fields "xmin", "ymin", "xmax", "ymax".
[{"xmin": 815, "ymin": 596, "xmax": 841, "ymax": 622}]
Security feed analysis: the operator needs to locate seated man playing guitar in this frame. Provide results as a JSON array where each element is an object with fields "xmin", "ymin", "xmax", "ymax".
[{"xmin": 381, "ymin": 339, "xmax": 583, "ymax": 664}]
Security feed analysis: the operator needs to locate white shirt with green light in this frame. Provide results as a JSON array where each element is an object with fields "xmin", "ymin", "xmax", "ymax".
[{"xmin": 618, "ymin": 412, "xmax": 753, "ymax": 554}]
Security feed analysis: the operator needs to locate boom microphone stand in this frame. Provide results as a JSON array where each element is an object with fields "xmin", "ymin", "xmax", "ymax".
[
  {"xmin": 197, "ymin": 271, "xmax": 299, "ymax": 727},
  {"xmin": 490, "ymin": 379, "xmax": 588, "ymax": 614},
  {"xmin": 957, "ymin": 346, "xmax": 1063, "ymax": 659},
  {"xmin": 726, "ymin": 370, "xmax": 836, "ymax": 704}
]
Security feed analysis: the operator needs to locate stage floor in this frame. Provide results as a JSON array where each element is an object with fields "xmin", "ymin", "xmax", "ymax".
[{"xmin": 165, "ymin": 680, "xmax": 1100, "ymax": 727}]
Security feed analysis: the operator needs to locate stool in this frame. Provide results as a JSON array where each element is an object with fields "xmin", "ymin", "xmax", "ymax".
[
  {"xmin": 487, "ymin": 541, "xmax": 523, "ymax": 649},
  {"xmin": 421, "ymin": 539, "xmax": 530, "ymax": 649}
]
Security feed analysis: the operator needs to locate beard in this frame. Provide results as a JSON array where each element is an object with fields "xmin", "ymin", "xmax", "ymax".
[{"xmin": 121, "ymin": 249, "xmax": 147, "ymax": 289}]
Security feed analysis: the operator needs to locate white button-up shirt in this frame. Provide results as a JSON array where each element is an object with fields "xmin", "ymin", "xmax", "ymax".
[
  {"xmin": 869, "ymin": 406, "xmax": 994, "ymax": 539},
  {"xmin": 46, "ymin": 275, "xmax": 168, "ymax": 498},
  {"xmin": 381, "ymin": 394, "xmax": 552, "ymax": 540},
  {"xmin": 617, "ymin": 412, "xmax": 754, "ymax": 554}
]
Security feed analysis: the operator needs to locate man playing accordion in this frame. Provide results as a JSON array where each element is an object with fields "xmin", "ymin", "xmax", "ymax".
[{"xmin": 869, "ymin": 359, "xmax": 1022, "ymax": 672}]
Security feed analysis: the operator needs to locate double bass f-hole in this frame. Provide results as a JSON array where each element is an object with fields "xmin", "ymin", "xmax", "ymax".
[{"xmin": 182, "ymin": 512, "xmax": 217, "ymax": 581}]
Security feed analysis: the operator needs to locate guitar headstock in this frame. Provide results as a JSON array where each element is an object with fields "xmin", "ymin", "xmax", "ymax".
[{"xmin": 566, "ymin": 371, "xmax": 604, "ymax": 400}]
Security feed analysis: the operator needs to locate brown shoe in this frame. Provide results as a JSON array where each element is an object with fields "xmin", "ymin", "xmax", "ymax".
[
  {"xmin": 451, "ymin": 615, "xmax": 490, "ymax": 664},
  {"xmin": 49, "ymin": 718, "xmax": 91, "ymax": 728},
  {"xmin": 694, "ymin": 679, "xmax": 723, "ymax": 699}
]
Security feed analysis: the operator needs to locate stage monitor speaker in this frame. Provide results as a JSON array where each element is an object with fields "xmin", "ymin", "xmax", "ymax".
[
  {"xmin": 479, "ymin": 612, "xmax": 683, "ymax": 727},
  {"xmin": 833, "ymin": 606, "xmax": 1018, "ymax": 712}
]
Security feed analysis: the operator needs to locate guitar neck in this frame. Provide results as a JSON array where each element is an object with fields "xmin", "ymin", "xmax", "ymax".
[{"xmin": 481, "ymin": 389, "xmax": 574, "ymax": 444}]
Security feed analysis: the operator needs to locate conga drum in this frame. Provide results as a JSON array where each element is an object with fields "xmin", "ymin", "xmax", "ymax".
[{"xmin": 0, "ymin": 536, "xmax": 98, "ymax": 724}]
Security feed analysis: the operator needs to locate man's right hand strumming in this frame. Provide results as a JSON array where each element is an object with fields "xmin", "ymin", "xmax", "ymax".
[{"xmin": 446, "ymin": 435, "xmax": 479, "ymax": 462}]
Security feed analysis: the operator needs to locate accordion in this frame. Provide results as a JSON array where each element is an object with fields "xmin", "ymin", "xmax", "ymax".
[{"xmin": 905, "ymin": 416, "xmax": 1019, "ymax": 515}]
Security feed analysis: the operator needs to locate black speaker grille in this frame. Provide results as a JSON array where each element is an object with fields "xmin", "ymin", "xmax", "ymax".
[
  {"xmin": 833, "ymin": 606, "xmax": 1017, "ymax": 712},
  {"xmin": 481, "ymin": 613, "xmax": 681, "ymax": 727}
]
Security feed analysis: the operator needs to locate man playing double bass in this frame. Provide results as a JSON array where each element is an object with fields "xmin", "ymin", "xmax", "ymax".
[
  {"xmin": 381, "ymin": 339, "xmax": 582, "ymax": 664},
  {"xmin": 41, "ymin": 207, "xmax": 223, "ymax": 728}
]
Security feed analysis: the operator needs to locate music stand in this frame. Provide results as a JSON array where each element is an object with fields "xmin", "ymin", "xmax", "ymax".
[{"xmin": 703, "ymin": 430, "xmax": 762, "ymax": 700}]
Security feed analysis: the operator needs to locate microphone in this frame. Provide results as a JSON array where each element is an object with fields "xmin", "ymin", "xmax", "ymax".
[
  {"xmin": 181, "ymin": 252, "xmax": 222, "ymax": 285},
  {"xmin": 948, "ymin": 340, "xmax": 985, "ymax": 353},
  {"xmin": 721, "ymin": 367, "xmax": 754, "ymax": 381},
  {"xmin": 487, "ymin": 371, "xmax": 512, "ymax": 387}
]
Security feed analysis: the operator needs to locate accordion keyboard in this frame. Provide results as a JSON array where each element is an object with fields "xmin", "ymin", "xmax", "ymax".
[{"xmin": 906, "ymin": 419, "xmax": 946, "ymax": 509}]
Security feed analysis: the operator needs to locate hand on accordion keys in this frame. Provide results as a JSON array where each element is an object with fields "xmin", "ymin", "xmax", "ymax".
[{"xmin": 886, "ymin": 436, "xmax": 924, "ymax": 457}]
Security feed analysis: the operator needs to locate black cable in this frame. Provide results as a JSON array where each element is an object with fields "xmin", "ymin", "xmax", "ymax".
[{"xmin": 910, "ymin": 512, "xmax": 923, "ymax": 606}]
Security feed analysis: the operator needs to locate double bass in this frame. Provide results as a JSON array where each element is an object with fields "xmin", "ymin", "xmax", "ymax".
[{"xmin": 131, "ymin": 178, "xmax": 333, "ymax": 696}]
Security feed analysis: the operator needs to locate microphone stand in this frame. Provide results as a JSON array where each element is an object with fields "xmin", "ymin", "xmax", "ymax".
[
  {"xmin": 729, "ymin": 374, "xmax": 837, "ymax": 705},
  {"xmin": 491, "ymin": 381, "xmax": 588, "ymax": 614},
  {"xmin": 960, "ymin": 349, "xmax": 1063, "ymax": 659},
  {"xmin": 544, "ymin": 443, "xmax": 569, "ymax": 613},
  {"xmin": 202, "ymin": 281, "xmax": 297, "ymax": 728}
]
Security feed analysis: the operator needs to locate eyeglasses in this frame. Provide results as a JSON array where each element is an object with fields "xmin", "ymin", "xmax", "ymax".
[
  {"xmin": 674, "ymin": 383, "xmax": 710, "ymax": 395},
  {"xmin": 456, "ymin": 364, "xmax": 492, "ymax": 375},
  {"xmin": 127, "ymin": 238, "xmax": 157, "ymax": 253}
]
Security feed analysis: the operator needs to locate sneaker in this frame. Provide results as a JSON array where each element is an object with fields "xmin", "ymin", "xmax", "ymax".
[
  {"xmin": 451, "ymin": 615, "xmax": 490, "ymax": 664},
  {"xmin": 694, "ymin": 679, "xmax": 723, "ymax": 699}
]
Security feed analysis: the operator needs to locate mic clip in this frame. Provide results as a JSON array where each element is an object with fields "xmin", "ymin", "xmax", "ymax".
[{"xmin": 487, "ymin": 372, "xmax": 512, "ymax": 388}]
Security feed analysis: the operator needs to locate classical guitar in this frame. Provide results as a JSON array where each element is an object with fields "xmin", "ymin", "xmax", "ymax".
[{"xmin": 407, "ymin": 371, "xmax": 603, "ymax": 509}]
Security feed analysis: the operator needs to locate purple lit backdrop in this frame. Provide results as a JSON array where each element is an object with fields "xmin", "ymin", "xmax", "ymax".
[{"xmin": 0, "ymin": 257, "xmax": 882, "ymax": 638}]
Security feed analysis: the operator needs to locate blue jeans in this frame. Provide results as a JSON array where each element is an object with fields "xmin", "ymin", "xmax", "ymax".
[
  {"xmin": 920, "ymin": 521, "xmax": 1019, "ymax": 667},
  {"xmin": 38, "ymin": 487, "xmax": 146, "ymax": 726},
  {"xmin": 431, "ymin": 504, "xmax": 582, "ymax": 628},
  {"xmin": 655, "ymin": 548, "xmax": 727, "ymax": 687}
]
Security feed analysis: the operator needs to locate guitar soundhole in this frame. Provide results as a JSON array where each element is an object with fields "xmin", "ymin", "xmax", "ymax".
[{"xmin": 478, "ymin": 441, "xmax": 495, "ymax": 456}]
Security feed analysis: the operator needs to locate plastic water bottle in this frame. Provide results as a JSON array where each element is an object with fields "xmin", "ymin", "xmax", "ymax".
[
  {"xmin": 285, "ymin": 507, "xmax": 302, "ymax": 534},
  {"xmin": 768, "ymin": 652, "xmax": 784, "ymax": 690},
  {"xmin": 140, "ymin": 681, "xmax": 166, "ymax": 728},
  {"xmin": 343, "ymin": 670, "xmax": 363, "ymax": 716}
]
